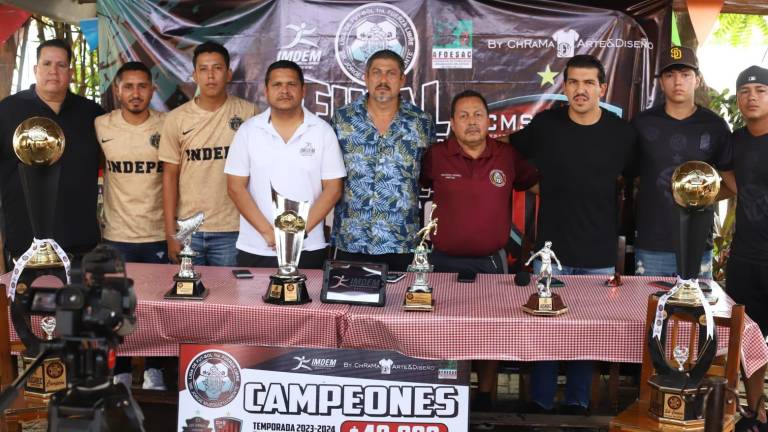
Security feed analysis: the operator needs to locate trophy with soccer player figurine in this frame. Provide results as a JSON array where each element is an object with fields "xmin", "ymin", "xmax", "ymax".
[
  {"xmin": 403, "ymin": 204, "xmax": 438, "ymax": 311},
  {"xmin": 165, "ymin": 212, "xmax": 208, "ymax": 300},
  {"xmin": 263, "ymin": 187, "xmax": 311, "ymax": 304},
  {"xmin": 522, "ymin": 241, "xmax": 568, "ymax": 316}
]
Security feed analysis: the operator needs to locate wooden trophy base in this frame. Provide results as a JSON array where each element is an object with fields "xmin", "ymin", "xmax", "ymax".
[
  {"xmin": 165, "ymin": 275, "xmax": 208, "ymax": 300},
  {"xmin": 263, "ymin": 274, "xmax": 311, "ymax": 305},
  {"xmin": 19, "ymin": 354, "xmax": 66, "ymax": 400},
  {"xmin": 522, "ymin": 292, "xmax": 568, "ymax": 316},
  {"xmin": 648, "ymin": 376, "xmax": 704, "ymax": 427},
  {"xmin": 403, "ymin": 290, "xmax": 434, "ymax": 312}
]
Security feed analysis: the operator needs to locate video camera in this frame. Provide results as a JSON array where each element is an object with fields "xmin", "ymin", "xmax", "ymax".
[{"xmin": 3, "ymin": 244, "xmax": 145, "ymax": 431}]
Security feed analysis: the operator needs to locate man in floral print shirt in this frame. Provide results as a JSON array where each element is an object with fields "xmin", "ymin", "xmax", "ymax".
[{"xmin": 331, "ymin": 50, "xmax": 436, "ymax": 271}]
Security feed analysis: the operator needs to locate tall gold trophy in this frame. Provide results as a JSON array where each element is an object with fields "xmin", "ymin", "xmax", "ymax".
[
  {"xmin": 263, "ymin": 188, "xmax": 311, "ymax": 304},
  {"xmin": 10, "ymin": 117, "xmax": 70, "ymax": 398},
  {"xmin": 646, "ymin": 161, "xmax": 720, "ymax": 426}
]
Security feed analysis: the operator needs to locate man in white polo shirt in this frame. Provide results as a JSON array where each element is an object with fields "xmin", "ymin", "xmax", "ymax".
[{"xmin": 225, "ymin": 60, "xmax": 345, "ymax": 268}]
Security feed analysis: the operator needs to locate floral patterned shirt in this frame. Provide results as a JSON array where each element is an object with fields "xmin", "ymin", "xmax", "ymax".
[{"xmin": 331, "ymin": 96, "xmax": 436, "ymax": 254}]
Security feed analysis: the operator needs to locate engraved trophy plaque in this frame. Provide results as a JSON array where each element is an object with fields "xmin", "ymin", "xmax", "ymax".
[
  {"xmin": 263, "ymin": 188, "xmax": 311, "ymax": 304},
  {"xmin": 165, "ymin": 212, "xmax": 208, "ymax": 300},
  {"xmin": 522, "ymin": 241, "xmax": 568, "ymax": 316},
  {"xmin": 403, "ymin": 204, "xmax": 438, "ymax": 312},
  {"xmin": 22, "ymin": 316, "xmax": 67, "ymax": 398},
  {"xmin": 646, "ymin": 161, "xmax": 720, "ymax": 426}
]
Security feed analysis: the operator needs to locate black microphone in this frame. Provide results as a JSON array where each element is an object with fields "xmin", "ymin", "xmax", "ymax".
[{"xmin": 514, "ymin": 271, "xmax": 530, "ymax": 286}]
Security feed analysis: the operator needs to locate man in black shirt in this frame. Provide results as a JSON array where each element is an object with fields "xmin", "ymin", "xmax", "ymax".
[
  {"xmin": 632, "ymin": 46, "xmax": 732, "ymax": 277},
  {"xmin": 723, "ymin": 65, "xmax": 768, "ymax": 430},
  {"xmin": 0, "ymin": 39, "xmax": 104, "ymax": 268},
  {"xmin": 510, "ymin": 55, "xmax": 635, "ymax": 414}
]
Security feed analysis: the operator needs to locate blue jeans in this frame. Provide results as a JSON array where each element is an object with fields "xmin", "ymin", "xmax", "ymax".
[
  {"xmin": 529, "ymin": 261, "xmax": 610, "ymax": 409},
  {"xmin": 191, "ymin": 232, "xmax": 238, "ymax": 266},
  {"xmin": 634, "ymin": 248, "xmax": 712, "ymax": 278},
  {"xmin": 103, "ymin": 240, "xmax": 168, "ymax": 264}
]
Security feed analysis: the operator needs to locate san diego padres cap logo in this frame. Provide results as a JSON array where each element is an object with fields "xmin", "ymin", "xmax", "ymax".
[
  {"xmin": 186, "ymin": 350, "xmax": 241, "ymax": 408},
  {"xmin": 489, "ymin": 169, "xmax": 506, "ymax": 187},
  {"xmin": 670, "ymin": 47, "xmax": 682, "ymax": 60},
  {"xmin": 229, "ymin": 115, "xmax": 244, "ymax": 131},
  {"xmin": 335, "ymin": 2, "xmax": 419, "ymax": 85}
]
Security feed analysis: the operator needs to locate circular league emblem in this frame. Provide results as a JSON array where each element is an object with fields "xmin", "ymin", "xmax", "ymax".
[
  {"xmin": 186, "ymin": 350, "xmax": 241, "ymax": 408},
  {"xmin": 229, "ymin": 115, "xmax": 244, "ymax": 131},
  {"xmin": 46, "ymin": 362, "xmax": 64, "ymax": 379},
  {"xmin": 489, "ymin": 169, "xmax": 506, "ymax": 187},
  {"xmin": 667, "ymin": 395, "xmax": 683, "ymax": 410},
  {"xmin": 335, "ymin": 2, "xmax": 419, "ymax": 85},
  {"xmin": 149, "ymin": 132, "xmax": 161, "ymax": 149}
]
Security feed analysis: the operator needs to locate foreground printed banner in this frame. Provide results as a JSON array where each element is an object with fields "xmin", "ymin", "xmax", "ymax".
[{"xmin": 178, "ymin": 344, "xmax": 471, "ymax": 432}]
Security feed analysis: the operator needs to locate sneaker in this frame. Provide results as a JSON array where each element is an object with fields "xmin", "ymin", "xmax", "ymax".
[
  {"xmin": 558, "ymin": 404, "xmax": 589, "ymax": 416},
  {"xmin": 524, "ymin": 401, "xmax": 555, "ymax": 414},
  {"xmin": 113, "ymin": 372, "xmax": 133, "ymax": 390},
  {"xmin": 142, "ymin": 368, "xmax": 167, "ymax": 391},
  {"xmin": 474, "ymin": 392, "xmax": 494, "ymax": 412},
  {"xmin": 736, "ymin": 416, "xmax": 768, "ymax": 432}
]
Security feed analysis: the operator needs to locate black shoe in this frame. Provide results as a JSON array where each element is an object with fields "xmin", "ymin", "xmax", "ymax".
[
  {"xmin": 473, "ymin": 392, "xmax": 494, "ymax": 412},
  {"xmin": 524, "ymin": 401, "xmax": 555, "ymax": 414},
  {"xmin": 736, "ymin": 416, "xmax": 768, "ymax": 432},
  {"xmin": 558, "ymin": 404, "xmax": 589, "ymax": 416}
]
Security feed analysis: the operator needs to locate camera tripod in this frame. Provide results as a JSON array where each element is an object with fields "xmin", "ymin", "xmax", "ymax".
[{"xmin": 0, "ymin": 341, "xmax": 145, "ymax": 431}]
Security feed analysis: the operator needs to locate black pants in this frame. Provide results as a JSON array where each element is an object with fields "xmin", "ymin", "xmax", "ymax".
[
  {"xmin": 726, "ymin": 254, "xmax": 768, "ymax": 336},
  {"xmin": 236, "ymin": 248, "xmax": 328, "ymax": 269},
  {"xmin": 333, "ymin": 249, "xmax": 412, "ymax": 272},
  {"xmin": 430, "ymin": 249, "xmax": 505, "ymax": 274}
]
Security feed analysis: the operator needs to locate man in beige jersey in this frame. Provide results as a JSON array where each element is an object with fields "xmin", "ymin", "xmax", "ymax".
[
  {"xmin": 95, "ymin": 61, "xmax": 167, "ymax": 391},
  {"xmin": 159, "ymin": 41, "xmax": 257, "ymax": 265}
]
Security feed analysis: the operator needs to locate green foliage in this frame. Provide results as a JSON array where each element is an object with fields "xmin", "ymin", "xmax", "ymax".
[
  {"xmin": 707, "ymin": 88, "xmax": 741, "ymax": 282},
  {"xmin": 712, "ymin": 13, "xmax": 768, "ymax": 46},
  {"xmin": 708, "ymin": 87, "xmax": 744, "ymax": 130}
]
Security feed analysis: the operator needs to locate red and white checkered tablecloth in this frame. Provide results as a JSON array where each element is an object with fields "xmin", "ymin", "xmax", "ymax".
[
  {"xmin": 3, "ymin": 266, "xmax": 767, "ymax": 377},
  {"xmin": 1, "ymin": 263, "xmax": 348, "ymax": 356},
  {"xmin": 338, "ymin": 273, "xmax": 768, "ymax": 378}
]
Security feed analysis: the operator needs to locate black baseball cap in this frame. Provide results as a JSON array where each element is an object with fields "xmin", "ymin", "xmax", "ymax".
[
  {"xmin": 736, "ymin": 65, "xmax": 768, "ymax": 89},
  {"xmin": 658, "ymin": 46, "xmax": 698, "ymax": 75}
]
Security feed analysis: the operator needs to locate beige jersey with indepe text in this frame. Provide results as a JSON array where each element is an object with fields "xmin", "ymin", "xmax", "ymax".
[
  {"xmin": 96, "ymin": 109, "xmax": 166, "ymax": 243},
  {"xmin": 158, "ymin": 95, "xmax": 258, "ymax": 232}
]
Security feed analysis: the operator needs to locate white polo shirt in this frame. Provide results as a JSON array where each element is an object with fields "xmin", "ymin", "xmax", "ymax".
[{"xmin": 224, "ymin": 108, "xmax": 346, "ymax": 256}]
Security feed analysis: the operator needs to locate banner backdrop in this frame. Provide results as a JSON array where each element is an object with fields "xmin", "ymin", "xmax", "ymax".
[
  {"xmin": 97, "ymin": 0, "xmax": 670, "ymax": 136},
  {"xmin": 178, "ymin": 344, "xmax": 471, "ymax": 432},
  {"xmin": 96, "ymin": 0, "xmax": 670, "ymax": 262}
]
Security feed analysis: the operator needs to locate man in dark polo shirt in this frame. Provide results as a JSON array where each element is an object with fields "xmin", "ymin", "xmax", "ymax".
[
  {"xmin": 0, "ymin": 39, "xmax": 104, "ymax": 268},
  {"xmin": 722, "ymin": 65, "xmax": 768, "ymax": 431},
  {"xmin": 420, "ymin": 89, "xmax": 538, "ymax": 410},
  {"xmin": 632, "ymin": 46, "xmax": 732, "ymax": 277},
  {"xmin": 510, "ymin": 54, "xmax": 636, "ymax": 414}
]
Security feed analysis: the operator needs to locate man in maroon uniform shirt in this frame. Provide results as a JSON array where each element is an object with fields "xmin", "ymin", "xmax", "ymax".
[{"xmin": 420, "ymin": 89, "xmax": 538, "ymax": 409}]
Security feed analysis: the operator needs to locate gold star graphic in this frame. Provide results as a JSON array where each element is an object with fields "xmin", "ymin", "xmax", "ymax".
[{"xmin": 537, "ymin": 65, "xmax": 559, "ymax": 87}]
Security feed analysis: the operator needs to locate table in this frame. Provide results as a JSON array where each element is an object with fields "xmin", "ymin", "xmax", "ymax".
[
  {"xmin": 2, "ymin": 263, "xmax": 349, "ymax": 356},
  {"xmin": 342, "ymin": 272, "xmax": 768, "ymax": 378},
  {"xmin": 2, "ymin": 264, "xmax": 767, "ymax": 378}
]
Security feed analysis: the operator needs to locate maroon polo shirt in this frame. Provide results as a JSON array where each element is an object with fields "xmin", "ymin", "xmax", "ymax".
[{"xmin": 420, "ymin": 136, "xmax": 538, "ymax": 257}]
